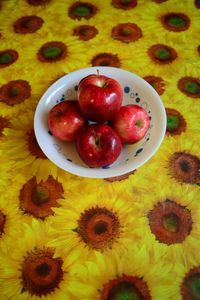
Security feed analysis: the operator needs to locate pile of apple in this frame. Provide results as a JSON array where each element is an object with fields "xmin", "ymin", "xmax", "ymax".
[{"xmin": 48, "ymin": 74, "xmax": 150, "ymax": 168}]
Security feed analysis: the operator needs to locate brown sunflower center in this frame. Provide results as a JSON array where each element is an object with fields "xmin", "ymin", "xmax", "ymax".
[
  {"xmin": 77, "ymin": 207, "xmax": 120, "ymax": 249},
  {"xmin": 169, "ymin": 152, "xmax": 200, "ymax": 184},
  {"xmin": 27, "ymin": 129, "xmax": 46, "ymax": 159},
  {"xmin": 27, "ymin": 0, "xmax": 51, "ymax": 6},
  {"xmin": 181, "ymin": 267, "xmax": 200, "ymax": 300},
  {"xmin": 73, "ymin": 25, "xmax": 98, "ymax": 41},
  {"xmin": 148, "ymin": 199, "xmax": 192, "ymax": 245},
  {"xmin": 178, "ymin": 77, "xmax": 200, "ymax": 98},
  {"xmin": 94, "ymin": 220, "xmax": 108, "ymax": 234},
  {"xmin": 162, "ymin": 212, "xmax": 180, "ymax": 233},
  {"xmin": 8, "ymin": 86, "xmax": 20, "ymax": 97},
  {"xmin": 161, "ymin": 13, "xmax": 190, "ymax": 32},
  {"xmin": 32, "ymin": 186, "xmax": 50, "ymax": 205},
  {"xmin": 0, "ymin": 49, "xmax": 18, "ymax": 68},
  {"xmin": 166, "ymin": 108, "xmax": 186, "ymax": 135},
  {"xmin": 148, "ymin": 44, "xmax": 177, "ymax": 64},
  {"xmin": 20, "ymin": 176, "xmax": 64, "ymax": 219},
  {"xmin": 111, "ymin": 0, "xmax": 137, "ymax": 10},
  {"xmin": 143, "ymin": 76, "xmax": 165, "ymax": 95},
  {"xmin": 100, "ymin": 275, "xmax": 151, "ymax": 300},
  {"xmin": 21, "ymin": 19, "xmax": 33, "ymax": 28},
  {"xmin": 0, "ymin": 116, "xmax": 11, "ymax": 137},
  {"xmin": 91, "ymin": 53, "xmax": 121, "ymax": 68},
  {"xmin": 197, "ymin": 45, "xmax": 200, "ymax": 56},
  {"xmin": 0, "ymin": 210, "xmax": 6, "ymax": 236},
  {"xmin": 21, "ymin": 248, "xmax": 63, "ymax": 296},
  {"xmin": 68, "ymin": 2, "xmax": 97, "ymax": 20},
  {"xmin": 0, "ymin": 80, "xmax": 31, "ymax": 106},
  {"xmin": 112, "ymin": 23, "xmax": 142, "ymax": 43},
  {"xmin": 122, "ymin": 28, "xmax": 132, "ymax": 35},
  {"xmin": 195, "ymin": 0, "xmax": 200, "ymax": 8},
  {"xmin": 37, "ymin": 41, "xmax": 67, "ymax": 62},
  {"xmin": 35, "ymin": 262, "xmax": 51, "ymax": 276},
  {"xmin": 14, "ymin": 16, "xmax": 44, "ymax": 34}
]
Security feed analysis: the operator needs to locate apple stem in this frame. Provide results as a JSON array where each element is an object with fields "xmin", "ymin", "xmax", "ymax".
[
  {"xmin": 136, "ymin": 119, "xmax": 142, "ymax": 127},
  {"xmin": 97, "ymin": 69, "xmax": 100, "ymax": 76},
  {"xmin": 95, "ymin": 136, "xmax": 100, "ymax": 146}
]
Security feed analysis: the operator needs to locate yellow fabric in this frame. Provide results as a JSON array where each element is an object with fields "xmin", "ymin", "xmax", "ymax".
[{"xmin": 0, "ymin": 0, "xmax": 200, "ymax": 299}]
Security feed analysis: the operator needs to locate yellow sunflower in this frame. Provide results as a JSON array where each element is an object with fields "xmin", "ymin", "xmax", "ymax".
[
  {"xmin": 125, "ymin": 143, "xmax": 176, "ymax": 192},
  {"xmin": 0, "ymin": 191, "xmax": 22, "ymax": 246},
  {"xmin": 15, "ymin": 0, "xmax": 57, "ymax": 12},
  {"xmin": 0, "ymin": 33, "xmax": 62, "ymax": 104},
  {"xmin": 0, "ymin": 69, "xmax": 41, "ymax": 117},
  {"xmin": 93, "ymin": 12, "xmax": 144, "ymax": 47},
  {"xmin": 0, "ymin": 219, "xmax": 80, "ymax": 300},
  {"xmin": 61, "ymin": 18, "xmax": 106, "ymax": 46},
  {"xmin": 59, "ymin": 0, "xmax": 112, "ymax": 23},
  {"xmin": 37, "ymin": 1, "xmax": 111, "ymax": 37},
  {"xmin": 52, "ymin": 172, "xmax": 104, "ymax": 198},
  {"xmin": 162, "ymin": 94, "xmax": 200, "ymax": 139},
  {"xmin": 48, "ymin": 188, "xmax": 144, "ymax": 262},
  {"xmin": 17, "ymin": 68, "xmax": 69, "ymax": 111},
  {"xmin": 24, "ymin": 32, "xmax": 87, "ymax": 77},
  {"xmin": 0, "ymin": 168, "xmax": 80, "ymax": 224},
  {"xmin": 26, "ymin": 8, "xmax": 71, "ymax": 37},
  {"xmin": 170, "ymin": 255, "xmax": 200, "ymax": 300},
  {"xmin": 59, "ymin": 168, "xmax": 147, "ymax": 202},
  {"xmin": 134, "ymin": 34, "xmax": 193, "ymax": 78},
  {"xmin": 0, "ymin": 160, "xmax": 14, "ymax": 188},
  {"xmin": 100, "ymin": 167, "xmax": 151, "ymax": 199},
  {"xmin": 2, "ymin": 4, "xmax": 82, "ymax": 41},
  {"xmin": 140, "ymin": 0, "xmax": 200, "ymax": 42},
  {"xmin": 0, "ymin": 4, "xmax": 46, "ymax": 41},
  {"xmin": 108, "ymin": 1, "xmax": 179, "ymax": 50},
  {"xmin": 37, "ymin": 72, "xmax": 71, "ymax": 95},
  {"xmin": 52, "ymin": 164, "xmax": 150, "ymax": 200},
  {"xmin": 109, "ymin": 0, "xmax": 154, "ymax": 17},
  {"xmin": 139, "ymin": 65, "xmax": 170, "ymax": 95},
  {"xmin": 85, "ymin": 41, "xmax": 136, "ymax": 71},
  {"xmin": 0, "ymin": 38, "xmax": 45, "ymax": 108},
  {"xmin": 0, "ymin": 38, "xmax": 25, "ymax": 74},
  {"xmin": 1, "ymin": 109, "xmax": 58, "ymax": 181},
  {"xmin": 0, "ymin": 113, "xmax": 11, "ymax": 136},
  {"xmin": 164, "ymin": 65, "xmax": 200, "ymax": 103},
  {"xmin": 149, "ymin": 136, "xmax": 200, "ymax": 186},
  {"xmin": 0, "ymin": 115, "xmax": 14, "ymax": 181},
  {"xmin": 136, "ymin": 183, "xmax": 200, "ymax": 268},
  {"xmin": 68, "ymin": 249, "xmax": 175, "ymax": 299}
]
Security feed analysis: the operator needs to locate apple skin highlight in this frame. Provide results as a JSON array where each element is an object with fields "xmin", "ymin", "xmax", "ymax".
[
  {"xmin": 76, "ymin": 124, "xmax": 122, "ymax": 168},
  {"xmin": 48, "ymin": 100, "xmax": 88, "ymax": 142},
  {"xmin": 110, "ymin": 104, "xmax": 150, "ymax": 144},
  {"xmin": 78, "ymin": 74, "xmax": 123, "ymax": 122}
]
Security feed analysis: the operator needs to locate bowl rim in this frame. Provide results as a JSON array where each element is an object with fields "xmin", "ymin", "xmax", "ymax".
[{"xmin": 34, "ymin": 66, "xmax": 166, "ymax": 178}]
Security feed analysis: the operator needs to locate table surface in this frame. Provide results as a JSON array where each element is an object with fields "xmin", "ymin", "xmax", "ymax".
[{"xmin": 0, "ymin": 0, "xmax": 200, "ymax": 299}]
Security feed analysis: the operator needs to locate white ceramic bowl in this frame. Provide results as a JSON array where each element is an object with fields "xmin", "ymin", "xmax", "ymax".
[{"xmin": 34, "ymin": 67, "xmax": 166, "ymax": 178}]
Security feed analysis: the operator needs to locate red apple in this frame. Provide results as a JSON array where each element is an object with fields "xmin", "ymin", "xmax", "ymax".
[
  {"xmin": 76, "ymin": 124, "xmax": 122, "ymax": 167},
  {"xmin": 77, "ymin": 74, "xmax": 123, "ymax": 122},
  {"xmin": 48, "ymin": 100, "xmax": 88, "ymax": 141},
  {"xmin": 110, "ymin": 104, "xmax": 150, "ymax": 144}
]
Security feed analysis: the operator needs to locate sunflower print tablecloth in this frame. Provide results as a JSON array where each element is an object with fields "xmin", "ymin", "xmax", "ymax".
[{"xmin": 0, "ymin": 0, "xmax": 200, "ymax": 299}]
